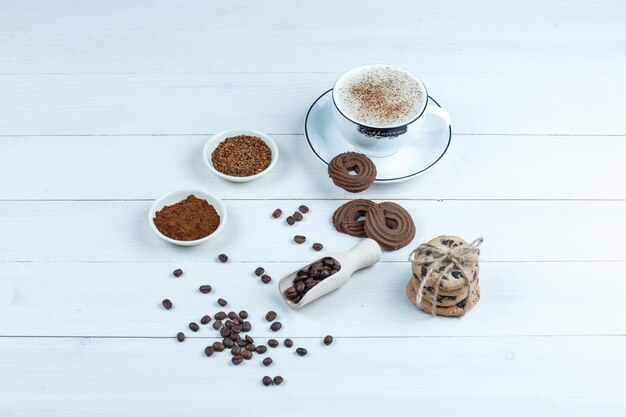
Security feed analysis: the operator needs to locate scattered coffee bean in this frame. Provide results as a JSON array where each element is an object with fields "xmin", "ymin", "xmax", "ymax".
[
  {"xmin": 199, "ymin": 285, "xmax": 212, "ymax": 294},
  {"xmin": 256, "ymin": 345, "xmax": 267, "ymax": 354},
  {"xmin": 323, "ymin": 335, "xmax": 334, "ymax": 345},
  {"xmin": 270, "ymin": 322, "xmax": 282, "ymax": 332},
  {"xmin": 161, "ymin": 299, "xmax": 173, "ymax": 310},
  {"xmin": 286, "ymin": 216, "xmax": 295, "ymax": 225},
  {"xmin": 212, "ymin": 320, "xmax": 222, "ymax": 330},
  {"xmin": 265, "ymin": 311, "xmax": 277, "ymax": 322},
  {"xmin": 293, "ymin": 212, "xmax": 303, "ymax": 221},
  {"xmin": 231, "ymin": 346, "xmax": 242, "ymax": 355},
  {"xmin": 272, "ymin": 209, "xmax": 282, "ymax": 219},
  {"xmin": 261, "ymin": 274, "xmax": 272, "ymax": 284},
  {"xmin": 268, "ymin": 339, "xmax": 279, "ymax": 348},
  {"xmin": 188, "ymin": 322, "xmax": 199, "ymax": 332},
  {"xmin": 236, "ymin": 339, "xmax": 247, "ymax": 347},
  {"xmin": 241, "ymin": 350, "xmax": 253, "ymax": 360},
  {"xmin": 283, "ymin": 257, "xmax": 341, "ymax": 304},
  {"xmin": 200, "ymin": 315, "xmax": 211, "ymax": 325},
  {"xmin": 231, "ymin": 355, "xmax": 243, "ymax": 365},
  {"xmin": 214, "ymin": 311, "xmax": 227, "ymax": 320},
  {"xmin": 213, "ymin": 342, "xmax": 225, "ymax": 352},
  {"xmin": 225, "ymin": 319, "xmax": 233, "ymax": 328},
  {"xmin": 245, "ymin": 335, "xmax": 254, "ymax": 343},
  {"xmin": 273, "ymin": 376, "xmax": 284, "ymax": 385},
  {"xmin": 217, "ymin": 298, "xmax": 228, "ymax": 307},
  {"xmin": 263, "ymin": 357, "xmax": 273, "ymax": 366},
  {"xmin": 173, "ymin": 269, "xmax": 183, "ymax": 278},
  {"xmin": 228, "ymin": 311, "xmax": 237, "ymax": 320},
  {"xmin": 298, "ymin": 205, "xmax": 309, "ymax": 214},
  {"xmin": 312, "ymin": 243, "xmax": 323, "ymax": 251},
  {"xmin": 204, "ymin": 346, "xmax": 215, "ymax": 357},
  {"xmin": 245, "ymin": 344, "xmax": 256, "ymax": 352},
  {"xmin": 242, "ymin": 321, "xmax": 252, "ymax": 332},
  {"xmin": 176, "ymin": 332, "xmax": 185, "ymax": 342},
  {"xmin": 239, "ymin": 310, "xmax": 249, "ymax": 319},
  {"xmin": 296, "ymin": 347, "xmax": 308, "ymax": 356},
  {"xmin": 294, "ymin": 235, "xmax": 306, "ymax": 244},
  {"xmin": 255, "ymin": 267, "xmax": 265, "ymax": 276},
  {"xmin": 223, "ymin": 338, "xmax": 235, "ymax": 348},
  {"xmin": 262, "ymin": 376, "xmax": 273, "ymax": 386},
  {"xmin": 284, "ymin": 338, "xmax": 293, "ymax": 348},
  {"xmin": 218, "ymin": 254, "xmax": 228, "ymax": 263}
]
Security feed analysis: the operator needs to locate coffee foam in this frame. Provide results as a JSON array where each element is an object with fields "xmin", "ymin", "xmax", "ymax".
[{"xmin": 334, "ymin": 65, "xmax": 425, "ymax": 127}]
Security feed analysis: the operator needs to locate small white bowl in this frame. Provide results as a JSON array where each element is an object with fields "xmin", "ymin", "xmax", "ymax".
[
  {"xmin": 203, "ymin": 128, "xmax": 279, "ymax": 182},
  {"xmin": 149, "ymin": 189, "xmax": 227, "ymax": 246}
]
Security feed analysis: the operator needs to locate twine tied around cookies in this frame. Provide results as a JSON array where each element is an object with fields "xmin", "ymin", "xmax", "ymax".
[{"xmin": 408, "ymin": 237, "xmax": 483, "ymax": 316}]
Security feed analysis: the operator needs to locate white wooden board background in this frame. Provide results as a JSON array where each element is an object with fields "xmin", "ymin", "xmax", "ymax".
[{"xmin": 1, "ymin": 1, "xmax": 625, "ymax": 416}]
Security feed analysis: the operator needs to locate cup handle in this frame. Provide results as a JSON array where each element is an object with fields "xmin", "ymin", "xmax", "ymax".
[{"xmin": 420, "ymin": 104, "xmax": 451, "ymax": 133}]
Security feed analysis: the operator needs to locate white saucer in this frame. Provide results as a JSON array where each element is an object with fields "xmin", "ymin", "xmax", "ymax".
[{"xmin": 304, "ymin": 89, "xmax": 452, "ymax": 183}]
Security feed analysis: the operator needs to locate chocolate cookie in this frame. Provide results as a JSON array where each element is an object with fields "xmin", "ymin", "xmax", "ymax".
[
  {"xmin": 328, "ymin": 152, "xmax": 377, "ymax": 193},
  {"xmin": 363, "ymin": 202, "xmax": 416, "ymax": 250},
  {"xmin": 405, "ymin": 279, "xmax": 480, "ymax": 317},
  {"xmin": 410, "ymin": 235, "xmax": 480, "ymax": 292},
  {"xmin": 332, "ymin": 199, "xmax": 378, "ymax": 238},
  {"xmin": 411, "ymin": 275, "xmax": 472, "ymax": 307}
]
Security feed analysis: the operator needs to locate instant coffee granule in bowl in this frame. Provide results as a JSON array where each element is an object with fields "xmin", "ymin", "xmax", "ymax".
[
  {"xmin": 153, "ymin": 195, "xmax": 220, "ymax": 241},
  {"xmin": 211, "ymin": 135, "xmax": 272, "ymax": 177}
]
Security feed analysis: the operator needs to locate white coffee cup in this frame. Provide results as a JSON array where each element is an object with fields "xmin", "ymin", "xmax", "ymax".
[{"xmin": 331, "ymin": 64, "xmax": 451, "ymax": 157}]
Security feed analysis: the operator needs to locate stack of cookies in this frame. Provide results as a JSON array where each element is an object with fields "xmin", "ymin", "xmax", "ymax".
[{"xmin": 406, "ymin": 235, "xmax": 481, "ymax": 317}]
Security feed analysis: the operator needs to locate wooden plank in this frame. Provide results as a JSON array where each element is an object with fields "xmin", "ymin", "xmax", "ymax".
[
  {"xmin": 1, "ymin": 0, "xmax": 624, "ymax": 35},
  {"xmin": 1, "ymin": 261, "xmax": 625, "ymax": 337},
  {"xmin": 1, "ymin": 135, "xmax": 624, "ymax": 200},
  {"xmin": 1, "ymin": 72, "xmax": 626, "ymax": 136},
  {"xmin": 0, "ymin": 200, "xmax": 624, "ymax": 262},
  {"xmin": 0, "ymin": 336, "xmax": 624, "ymax": 416}
]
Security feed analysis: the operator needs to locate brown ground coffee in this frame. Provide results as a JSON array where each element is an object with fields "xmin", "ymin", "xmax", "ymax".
[
  {"xmin": 211, "ymin": 135, "xmax": 272, "ymax": 177},
  {"xmin": 153, "ymin": 195, "xmax": 220, "ymax": 241}
]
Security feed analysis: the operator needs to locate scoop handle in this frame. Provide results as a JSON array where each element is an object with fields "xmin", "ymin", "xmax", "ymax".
[{"xmin": 339, "ymin": 238, "xmax": 382, "ymax": 273}]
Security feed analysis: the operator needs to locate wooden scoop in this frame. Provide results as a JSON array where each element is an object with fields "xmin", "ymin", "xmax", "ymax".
[{"xmin": 278, "ymin": 238, "xmax": 382, "ymax": 309}]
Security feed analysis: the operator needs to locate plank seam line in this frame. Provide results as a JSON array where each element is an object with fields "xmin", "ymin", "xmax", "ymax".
[
  {"xmin": 1, "ymin": 133, "xmax": 625, "ymax": 137},
  {"xmin": 1, "ymin": 334, "xmax": 625, "ymax": 339}
]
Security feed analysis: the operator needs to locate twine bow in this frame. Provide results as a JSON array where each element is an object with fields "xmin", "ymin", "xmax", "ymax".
[{"xmin": 408, "ymin": 237, "xmax": 483, "ymax": 316}]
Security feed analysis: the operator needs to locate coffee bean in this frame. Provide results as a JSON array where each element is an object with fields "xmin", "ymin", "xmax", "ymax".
[
  {"xmin": 212, "ymin": 342, "xmax": 225, "ymax": 352},
  {"xmin": 245, "ymin": 344, "xmax": 256, "ymax": 352},
  {"xmin": 223, "ymin": 338, "xmax": 235, "ymax": 348},
  {"xmin": 286, "ymin": 216, "xmax": 295, "ymax": 225},
  {"xmin": 239, "ymin": 310, "xmax": 248, "ymax": 319},
  {"xmin": 241, "ymin": 350, "xmax": 253, "ymax": 360},
  {"xmin": 204, "ymin": 346, "xmax": 215, "ymax": 357},
  {"xmin": 270, "ymin": 322, "xmax": 282, "ymax": 332},
  {"xmin": 265, "ymin": 311, "xmax": 277, "ymax": 322},
  {"xmin": 263, "ymin": 357, "xmax": 273, "ymax": 366},
  {"xmin": 173, "ymin": 269, "xmax": 183, "ymax": 278},
  {"xmin": 217, "ymin": 298, "xmax": 228, "ymax": 307},
  {"xmin": 312, "ymin": 243, "xmax": 323, "ymax": 251},
  {"xmin": 176, "ymin": 332, "xmax": 185, "ymax": 342},
  {"xmin": 296, "ymin": 347, "xmax": 308, "ymax": 356},
  {"xmin": 273, "ymin": 376, "xmax": 284, "ymax": 385},
  {"xmin": 161, "ymin": 299, "xmax": 173, "ymax": 310},
  {"xmin": 261, "ymin": 274, "xmax": 272, "ymax": 284},
  {"xmin": 294, "ymin": 235, "xmax": 306, "ymax": 244},
  {"xmin": 214, "ymin": 312, "xmax": 227, "ymax": 321},
  {"xmin": 284, "ymin": 338, "xmax": 293, "ymax": 348},
  {"xmin": 299, "ymin": 205, "xmax": 309, "ymax": 214},
  {"xmin": 212, "ymin": 320, "xmax": 222, "ymax": 330},
  {"xmin": 236, "ymin": 339, "xmax": 247, "ymax": 347},
  {"xmin": 188, "ymin": 322, "xmax": 199, "ymax": 332},
  {"xmin": 293, "ymin": 212, "xmax": 303, "ymax": 221},
  {"xmin": 245, "ymin": 335, "xmax": 254, "ymax": 344},
  {"xmin": 255, "ymin": 267, "xmax": 265, "ymax": 276},
  {"xmin": 225, "ymin": 320, "xmax": 233, "ymax": 328},
  {"xmin": 218, "ymin": 254, "xmax": 228, "ymax": 263},
  {"xmin": 227, "ymin": 311, "xmax": 237, "ymax": 320},
  {"xmin": 231, "ymin": 346, "xmax": 242, "ymax": 355},
  {"xmin": 199, "ymin": 285, "xmax": 212, "ymax": 294},
  {"xmin": 242, "ymin": 321, "xmax": 252, "ymax": 332},
  {"xmin": 256, "ymin": 345, "xmax": 267, "ymax": 354},
  {"xmin": 231, "ymin": 355, "xmax": 243, "ymax": 365},
  {"xmin": 200, "ymin": 315, "xmax": 211, "ymax": 325},
  {"xmin": 262, "ymin": 376, "xmax": 273, "ymax": 386},
  {"xmin": 268, "ymin": 339, "xmax": 279, "ymax": 348},
  {"xmin": 323, "ymin": 335, "xmax": 334, "ymax": 345},
  {"xmin": 272, "ymin": 209, "xmax": 282, "ymax": 219},
  {"xmin": 295, "ymin": 282, "xmax": 305, "ymax": 294}
]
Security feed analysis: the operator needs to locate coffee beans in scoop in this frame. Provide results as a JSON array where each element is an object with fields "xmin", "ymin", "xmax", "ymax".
[{"xmin": 283, "ymin": 257, "xmax": 341, "ymax": 304}]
